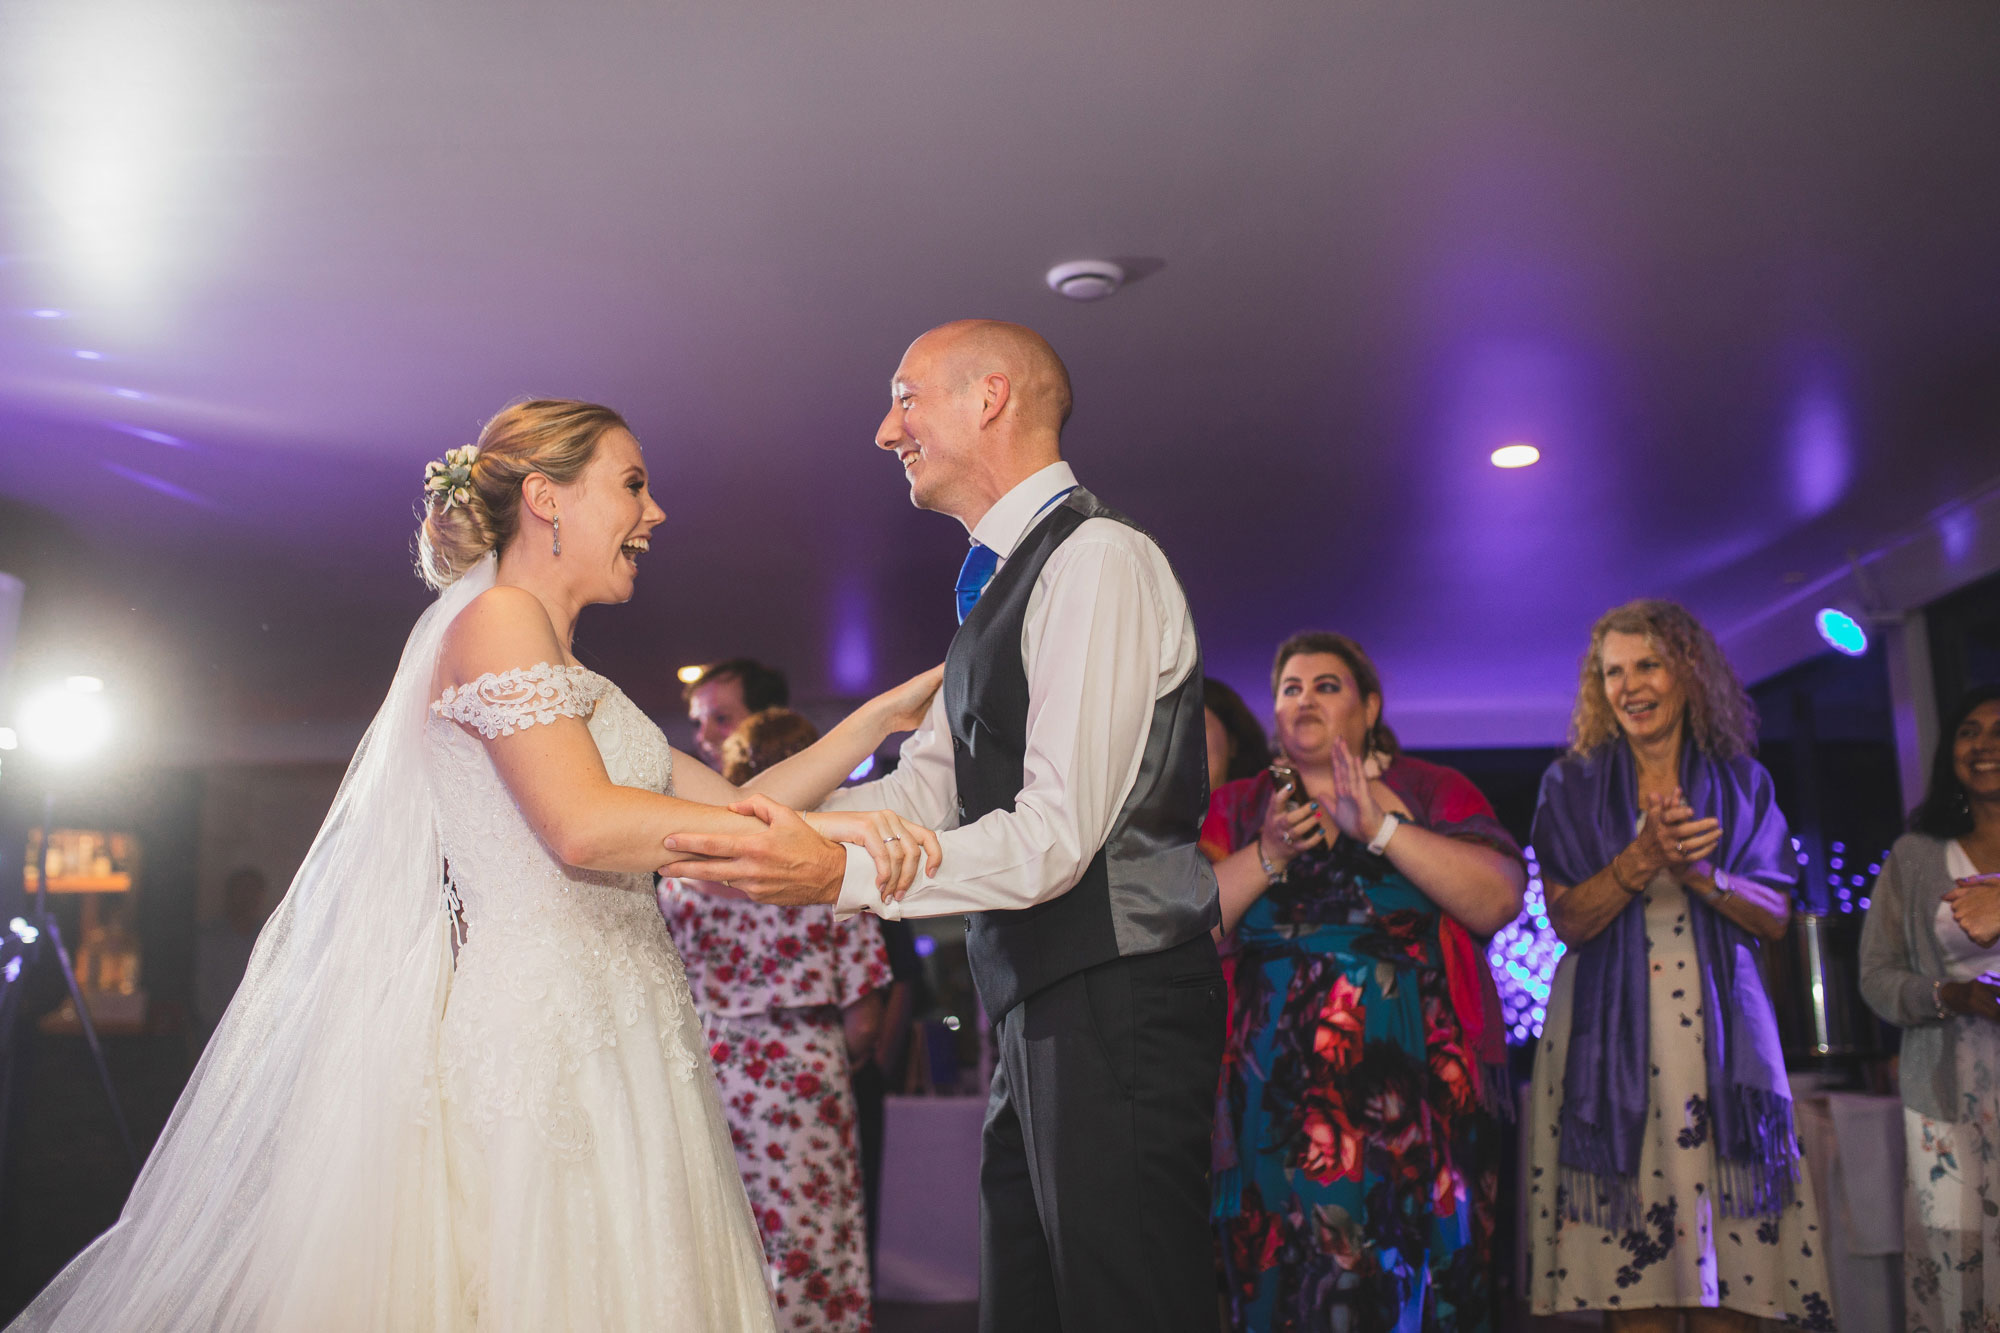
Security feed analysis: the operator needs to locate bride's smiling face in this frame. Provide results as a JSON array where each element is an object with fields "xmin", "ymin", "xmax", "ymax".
[{"xmin": 548, "ymin": 427, "xmax": 665, "ymax": 604}]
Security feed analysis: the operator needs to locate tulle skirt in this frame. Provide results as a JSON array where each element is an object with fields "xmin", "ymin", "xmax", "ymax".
[{"xmin": 437, "ymin": 891, "xmax": 776, "ymax": 1332}]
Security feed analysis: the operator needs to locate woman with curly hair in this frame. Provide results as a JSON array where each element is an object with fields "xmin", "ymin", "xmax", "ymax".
[
  {"xmin": 1524, "ymin": 600, "xmax": 1835, "ymax": 1331},
  {"xmin": 1859, "ymin": 684, "xmax": 2000, "ymax": 1332},
  {"xmin": 1204, "ymin": 631, "xmax": 1525, "ymax": 1331}
]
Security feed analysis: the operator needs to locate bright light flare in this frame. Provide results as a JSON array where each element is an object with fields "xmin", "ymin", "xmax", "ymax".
[
  {"xmin": 1490, "ymin": 443, "xmax": 1541, "ymax": 469},
  {"xmin": 1815, "ymin": 609, "xmax": 1868, "ymax": 657},
  {"xmin": 676, "ymin": 665, "xmax": 704, "ymax": 685},
  {"xmin": 8, "ymin": 2, "xmax": 241, "ymax": 299},
  {"xmin": 18, "ymin": 677, "xmax": 114, "ymax": 762}
]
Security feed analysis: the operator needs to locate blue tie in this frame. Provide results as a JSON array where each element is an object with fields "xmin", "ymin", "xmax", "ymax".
[{"xmin": 955, "ymin": 542, "xmax": 999, "ymax": 623}]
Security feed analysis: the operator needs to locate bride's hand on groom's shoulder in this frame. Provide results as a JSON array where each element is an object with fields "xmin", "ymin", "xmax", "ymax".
[{"xmin": 871, "ymin": 664, "xmax": 946, "ymax": 737}]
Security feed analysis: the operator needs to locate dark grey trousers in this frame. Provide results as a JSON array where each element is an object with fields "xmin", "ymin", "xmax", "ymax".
[{"xmin": 977, "ymin": 934, "xmax": 1226, "ymax": 1333}]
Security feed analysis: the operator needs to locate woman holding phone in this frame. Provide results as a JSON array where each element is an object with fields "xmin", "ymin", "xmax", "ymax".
[{"xmin": 1202, "ymin": 631, "xmax": 1526, "ymax": 1332}]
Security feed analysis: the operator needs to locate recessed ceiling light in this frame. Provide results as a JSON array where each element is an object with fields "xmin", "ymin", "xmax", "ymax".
[
  {"xmin": 31, "ymin": 309, "xmax": 65, "ymax": 319},
  {"xmin": 676, "ymin": 665, "xmax": 704, "ymax": 684},
  {"xmin": 74, "ymin": 349, "xmax": 103, "ymax": 360},
  {"xmin": 1045, "ymin": 260, "xmax": 1125, "ymax": 302},
  {"xmin": 1490, "ymin": 443, "xmax": 1540, "ymax": 469}
]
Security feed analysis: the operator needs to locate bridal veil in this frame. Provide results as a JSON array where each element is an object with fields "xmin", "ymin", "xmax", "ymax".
[{"xmin": 10, "ymin": 558, "xmax": 497, "ymax": 1331}]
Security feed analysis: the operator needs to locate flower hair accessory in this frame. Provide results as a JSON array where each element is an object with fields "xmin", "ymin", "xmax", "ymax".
[{"xmin": 424, "ymin": 445, "xmax": 480, "ymax": 510}]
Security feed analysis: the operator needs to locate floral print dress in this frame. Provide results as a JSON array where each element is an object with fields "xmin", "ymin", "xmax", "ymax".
[
  {"xmin": 1206, "ymin": 758, "xmax": 1519, "ymax": 1333},
  {"xmin": 1903, "ymin": 839, "xmax": 2000, "ymax": 1333},
  {"xmin": 662, "ymin": 890, "xmax": 891, "ymax": 1333},
  {"xmin": 1527, "ymin": 870, "xmax": 1837, "ymax": 1327}
]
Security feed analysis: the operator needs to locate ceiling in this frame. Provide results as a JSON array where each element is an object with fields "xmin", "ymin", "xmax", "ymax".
[{"xmin": 3, "ymin": 0, "xmax": 1999, "ymax": 764}]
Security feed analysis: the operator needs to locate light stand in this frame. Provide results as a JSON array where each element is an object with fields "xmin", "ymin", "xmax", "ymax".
[
  {"xmin": 0, "ymin": 677, "xmax": 140, "ymax": 1178},
  {"xmin": 22, "ymin": 788, "xmax": 141, "ymax": 1171}
]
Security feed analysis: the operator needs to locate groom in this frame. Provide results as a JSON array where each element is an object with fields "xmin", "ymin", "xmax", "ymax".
[{"xmin": 662, "ymin": 319, "xmax": 1224, "ymax": 1332}]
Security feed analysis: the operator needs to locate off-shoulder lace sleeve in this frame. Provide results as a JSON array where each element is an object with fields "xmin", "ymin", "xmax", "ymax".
[{"xmin": 431, "ymin": 663, "xmax": 613, "ymax": 739}]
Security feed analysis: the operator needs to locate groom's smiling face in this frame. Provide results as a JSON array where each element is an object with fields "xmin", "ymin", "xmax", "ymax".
[{"xmin": 876, "ymin": 335, "xmax": 979, "ymax": 519}]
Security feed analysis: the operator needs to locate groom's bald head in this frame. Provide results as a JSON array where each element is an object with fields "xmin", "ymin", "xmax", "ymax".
[
  {"xmin": 875, "ymin": 319, "xmax": 1076, "ymax": 530},
  {"xmin": 918, "ymin": 320, "xmax": 1074, "ymax": 437}
]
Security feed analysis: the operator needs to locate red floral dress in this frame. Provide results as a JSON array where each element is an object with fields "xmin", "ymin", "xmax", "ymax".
[
  {"xmin": 662, "ymin": 890, "xmax": 891, "ymax": 1333},
  {"xmin": 1203, "ymin": 757, "xmax": 1519, "ymax": 1332}
]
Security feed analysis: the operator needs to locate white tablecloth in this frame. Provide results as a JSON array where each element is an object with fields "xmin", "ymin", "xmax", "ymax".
[
  {"xmin": 874, "ymin": 1094, "xmax": 985, "ymax": 1302},
  {"xmin": 1795, "ymin": 1091, "xmax": 1905, "ymax": 1333}
]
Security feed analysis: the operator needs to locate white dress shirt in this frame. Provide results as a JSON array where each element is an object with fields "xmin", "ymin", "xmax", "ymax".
[{"xmin": 822, "ymin": 461, "xmax": 1201, "ymax": 919}]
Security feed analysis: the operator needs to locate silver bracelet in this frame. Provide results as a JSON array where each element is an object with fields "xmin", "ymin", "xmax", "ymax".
[
  {"xmin": 1935, "ymin": 979, "xmax": 1951, "ymax": 1021},
  {"xmin": 1257, "ymin": 843, "xmax": 1286, "ymax": 883},
  {"xmin": 1710, "ymin": 869, "xmax": 1735, "ymax": 902}
]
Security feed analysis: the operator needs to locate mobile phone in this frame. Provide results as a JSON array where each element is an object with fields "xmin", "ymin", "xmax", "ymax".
[{"xmin": 1269, "ymin": 763, "xmax": 1307, "ymax": 808}]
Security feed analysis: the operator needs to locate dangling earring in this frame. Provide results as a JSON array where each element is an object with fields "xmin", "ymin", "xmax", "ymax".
[{"xmin": 551, "ymin": 515, "xmax": 562, "ymax": 556}]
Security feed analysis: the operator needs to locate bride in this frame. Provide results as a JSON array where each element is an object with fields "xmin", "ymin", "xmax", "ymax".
[{"xmin": 8, "ymin": 398, "xmax": 942, "ymax": 1331}]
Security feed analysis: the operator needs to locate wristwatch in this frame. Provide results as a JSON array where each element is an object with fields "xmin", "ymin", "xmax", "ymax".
[{"xmin": 1366, "ymin": 812, "xmax": 1401, "ymax": 857}]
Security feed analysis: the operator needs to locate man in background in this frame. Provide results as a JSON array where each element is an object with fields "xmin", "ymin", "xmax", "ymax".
[{"xmin": 683, "ymin": 657, "xmax": 789, "ymax": 768}]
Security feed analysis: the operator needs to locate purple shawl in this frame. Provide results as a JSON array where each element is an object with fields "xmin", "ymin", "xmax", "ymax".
[{"xmin": 1531, "ymin": 738, "xmax": 1799, "ymax": 1230}]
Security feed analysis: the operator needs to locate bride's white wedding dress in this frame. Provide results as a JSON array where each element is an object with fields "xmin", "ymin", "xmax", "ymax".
[
  {"xmin": 6, "ymin": 558, "xmax": 775, "ymax": 1332},
  {"xmin": 429, "ymin": 663, "xmax": 774, "ymax": 1329}
]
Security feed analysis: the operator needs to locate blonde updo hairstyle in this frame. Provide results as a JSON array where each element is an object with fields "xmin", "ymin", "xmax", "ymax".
[
  {"xmin": 417, "ymin": 398, "xmax": 631, "ymax": 590},
  {"xmin": 1568, "ymin": 598, "xmax": 1758, "ymax": 761}
]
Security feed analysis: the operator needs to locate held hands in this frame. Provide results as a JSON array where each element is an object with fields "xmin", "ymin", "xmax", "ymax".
[
  {"xmin": 658, "ymin": 794, "xmax": 941, "ymax": 907},
  {"xmin": 1944, "ymin": 874, "xmax": 2000, "ymax": 949}
]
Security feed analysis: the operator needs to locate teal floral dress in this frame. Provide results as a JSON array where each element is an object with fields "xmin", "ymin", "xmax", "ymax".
[{"xmin": 1205, "ymin": 758, "xmax": 1520, "ymax": 1333}]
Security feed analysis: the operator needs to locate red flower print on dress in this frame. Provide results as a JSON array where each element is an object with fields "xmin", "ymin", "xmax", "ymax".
[
  {"xmin": 660, "ymin": 891, "xmax": 891, "ymax": 1332},
  {"xmin": 1297, "ymin": 1101, "xmax": 1364, "ymax": 1184},
  {"xmin": 1312, "ymin": 973, "xmax": 1367, "ymax": 1072}
]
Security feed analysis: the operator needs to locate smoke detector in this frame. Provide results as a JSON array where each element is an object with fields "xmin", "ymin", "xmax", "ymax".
[{"xmin": 1045, "ymin": 260, "xmax": 1125, "ymax": 302}]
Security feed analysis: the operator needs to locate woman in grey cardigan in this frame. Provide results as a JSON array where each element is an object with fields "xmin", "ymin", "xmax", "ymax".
[{"xmin": 1859, "ymin": 684, "xmax": 2000, "ymax": 1333}]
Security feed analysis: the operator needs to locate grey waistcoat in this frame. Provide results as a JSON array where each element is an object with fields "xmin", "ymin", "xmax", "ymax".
[{"xmin": 945, "ymin": 488, "xmax": 1220, "ymax": 1019}]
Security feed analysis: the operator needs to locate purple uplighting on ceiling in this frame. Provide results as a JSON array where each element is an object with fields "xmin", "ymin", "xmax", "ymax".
[
  {"xmin": 1936, "ymin": 508, "xmax": 1977, "ymax": 565},
  {"xmin": 111, "ymin": 424, "xmax": 189, "ymax": 448},
  {"xmin": 829, "ymin": 581, "xmax": 874, "ymax": 695},
  {"xmin": 1785, "ymin": 373, "xmax": 1852, "ymax": 520},
  {"xmin": 99, "ymin": 461, "xmax": 219, "ymax": 510},
  {"xmin": 0, "ymin": 3, "xmax": 1997, "ymax": 762}
]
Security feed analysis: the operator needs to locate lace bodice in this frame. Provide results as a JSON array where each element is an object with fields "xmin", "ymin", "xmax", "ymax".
[
  {"xmin": 428, "ymin": 663, "xmax": 673, "ymax": 898},
  {"xmin": 427, "ymin": 663, "xmax": 703, "ymax": 1154}
]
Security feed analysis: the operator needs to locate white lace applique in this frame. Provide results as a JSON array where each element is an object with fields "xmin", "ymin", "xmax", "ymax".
[{"xmin": 431, "ymin": 662, "xmax": 612, "ymax": 739}]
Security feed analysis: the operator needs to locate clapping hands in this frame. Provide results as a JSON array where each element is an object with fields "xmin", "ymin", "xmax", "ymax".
[
  {"xmin": 1945, "ymin": 873, "xmax": 2000, "ymax": 949},
  {"xmin": 1637, "ymin": 790, "xmax": 1723, "ymax": 883}
]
